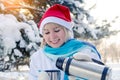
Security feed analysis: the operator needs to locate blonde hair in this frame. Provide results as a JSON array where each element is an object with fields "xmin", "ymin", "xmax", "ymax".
[{"xmin": 40, "ymin": 24, "xmax": 73, "ymax": 48}]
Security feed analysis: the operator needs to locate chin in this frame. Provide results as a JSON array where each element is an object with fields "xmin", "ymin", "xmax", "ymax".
[
  {"xmin": 50, "ymin": 44, "xmax": 61, "ymax": 48},
  {"xmin": 51, "ymin": 46, "xmax": 60, "ymax": 48}
]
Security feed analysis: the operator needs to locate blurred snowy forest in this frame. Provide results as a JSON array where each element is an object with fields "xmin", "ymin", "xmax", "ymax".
[{"xmin": 0, "ymin": 0, "xmax": 120, "ymax": 71}]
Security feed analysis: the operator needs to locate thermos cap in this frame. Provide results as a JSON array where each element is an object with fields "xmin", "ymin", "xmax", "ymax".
[{"xmin": 56, "ymin": 57, "xmax": 65, "ymax": 70}]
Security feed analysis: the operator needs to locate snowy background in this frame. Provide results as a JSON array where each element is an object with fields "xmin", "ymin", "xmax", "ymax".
[
  {"xmin": 0, "ymin": 0, "xmax": 120, "ymax": 80},
  {"xmin": 0, "ymin": 14, "xmax": 119, "ymax": 80},
  {"xmin": 0, "ymin": 14, "xmax": 39, "ymax": 79}
]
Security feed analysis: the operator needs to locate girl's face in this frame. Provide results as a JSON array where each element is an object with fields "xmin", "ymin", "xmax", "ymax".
[{"xmin": 43, "ymin": 23, "xmax": 66, "ymax": 48}]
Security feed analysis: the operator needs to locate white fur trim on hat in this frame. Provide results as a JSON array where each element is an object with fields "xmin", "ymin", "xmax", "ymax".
[{"xmin": 40, "ymin": 17, "xmax": 73, "ymax": 35}]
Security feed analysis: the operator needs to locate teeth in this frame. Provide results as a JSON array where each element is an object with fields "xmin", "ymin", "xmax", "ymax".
[
  {"xmin": 51, "ymin": 39, "xmax": 59, "ymax": 43},
  {"xmin": 52, "ymin": 41, "xmax": 58, "ymax": 43}
]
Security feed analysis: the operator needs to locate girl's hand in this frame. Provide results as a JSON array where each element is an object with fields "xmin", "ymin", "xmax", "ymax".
[
  {"xmin": 73, "ymin": 52, "xmax": 92, "ymax": 61},
  {"xmin": 73, "ymin": 52, "xmax": 104, "ymax": 65}
]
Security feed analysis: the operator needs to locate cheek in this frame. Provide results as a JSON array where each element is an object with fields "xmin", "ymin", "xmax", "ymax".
[
  {"xmin": 59, "ymin": 31, "xmax": 66, "ymax": 40},
  {"xmin": 60, "ymin": 34, "xmax": 66, "ymax": 39},
  {"xmin": 43, "ymin": 36, "xmax": 49, "ymax": 42}
]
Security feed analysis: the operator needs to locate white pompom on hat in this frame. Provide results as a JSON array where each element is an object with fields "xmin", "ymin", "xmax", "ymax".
[{"xmin": 38, "ymin": 4, "xmax": 73, "ymax": 35}]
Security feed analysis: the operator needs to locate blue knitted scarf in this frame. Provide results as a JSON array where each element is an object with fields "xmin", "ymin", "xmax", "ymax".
[{"xmin": 44, "ymin": 39, "xmax": 101, "ymax": 61}]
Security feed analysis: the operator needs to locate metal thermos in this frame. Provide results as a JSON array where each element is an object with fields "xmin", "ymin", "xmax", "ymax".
[{"xmin": 56, "ymin": 57, "xmax": 112, "ymax": 80}]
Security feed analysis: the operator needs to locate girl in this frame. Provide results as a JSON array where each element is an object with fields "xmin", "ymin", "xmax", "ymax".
[{"xmin": 29, "ymin": 4, "xmax": 101, "ymax": 80}]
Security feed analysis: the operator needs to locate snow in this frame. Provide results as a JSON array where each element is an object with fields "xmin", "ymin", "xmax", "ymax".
[
  {"xmin": 0, "ymin": 65, "xmax": 29, "ymax": 80},
  {"xmin": 0, "ymin": 13, "xmax": 41, "ymax": 60},
  {"xmin": 0, "ymin": 14, "xmax": 41, "ymax": 79},
  {"xmin": 0, "ymin": 71, "xmax": 28, "ymax": 80}
]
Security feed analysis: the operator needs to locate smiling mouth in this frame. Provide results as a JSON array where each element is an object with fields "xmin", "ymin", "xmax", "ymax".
[{"xmin": 51, "ymin": 39, "xmax": 60, "ymax": 44}]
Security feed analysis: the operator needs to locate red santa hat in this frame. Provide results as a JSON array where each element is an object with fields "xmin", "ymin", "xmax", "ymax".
[{"xmin": 38, "ymin": 4, "xmax": 73, "ymax": 35}]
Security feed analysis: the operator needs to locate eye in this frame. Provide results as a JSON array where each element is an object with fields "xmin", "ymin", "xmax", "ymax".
[
  {"xmin": 54, "ymin": 28, "xmax": 61, "ymax": 32},
  {"xmin": 44, "ymin": 31, "xmax": 50, "ymax": 34}
]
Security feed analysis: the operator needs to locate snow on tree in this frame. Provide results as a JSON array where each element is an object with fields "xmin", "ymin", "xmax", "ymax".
[{"xmin": 0, "ymin": 14, "xmax": 41, "ymax": 71}]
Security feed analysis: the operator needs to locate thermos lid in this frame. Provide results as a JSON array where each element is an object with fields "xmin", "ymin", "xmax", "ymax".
[{"xmin": 56, "ymin": 57, "xmax": 65, "ymax": 70}]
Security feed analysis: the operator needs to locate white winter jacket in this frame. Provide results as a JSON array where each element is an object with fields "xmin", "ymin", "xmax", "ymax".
[{"xmin": 29, "ymin": 48, "xmax": 65, "ymax": 80}]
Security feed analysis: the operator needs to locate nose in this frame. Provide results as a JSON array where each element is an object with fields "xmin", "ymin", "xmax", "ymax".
[{"xmin": 49, "ymin": 31, "xmax": 57, "ymax": 39}]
